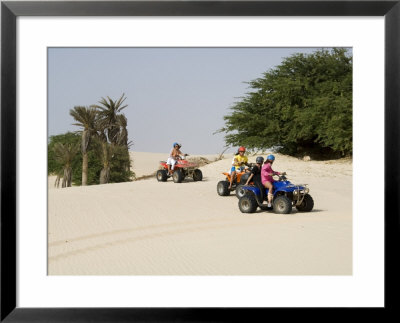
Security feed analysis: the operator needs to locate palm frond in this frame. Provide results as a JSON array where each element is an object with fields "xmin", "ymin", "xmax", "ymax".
[{"xmin": 70, "ymin": 106, "xmax": 98, "ymax": 130}]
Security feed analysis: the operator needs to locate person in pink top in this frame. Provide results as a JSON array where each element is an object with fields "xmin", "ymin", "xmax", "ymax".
[{"xmin": 261, "ymin": 154, "xmax": 285, "ymax": 207}]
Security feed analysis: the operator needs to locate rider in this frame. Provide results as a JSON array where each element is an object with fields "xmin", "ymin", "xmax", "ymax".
[
  {"xmin": 261, "ymin": 154, "xmax": 285, "ymax": 207},
  {"xmin": 245, "ymin": 156, "xmax": 264, "ymax": 186},
  {"xmin": 228, "ymin": 146, "xmax": 250, "ymax": 190},
  {"xmin": 166, "ymin": 142, "xmax": 186, "ymax": 175},
  {"xmin": 245, "ymin": 156, "xmax": 265, "ymax": 201}
]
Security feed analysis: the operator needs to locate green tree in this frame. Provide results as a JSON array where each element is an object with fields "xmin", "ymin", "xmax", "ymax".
[
  {"xmin": 69, "ymin": 105, "xmax": 97, "ymax": 186},
  {"xmin": 219, "ymin": 48, "xmax": 352, "ymax": 158},
  {"xmin": 110, "ymin": 144, "xmax": 134, "ymax": 182}
]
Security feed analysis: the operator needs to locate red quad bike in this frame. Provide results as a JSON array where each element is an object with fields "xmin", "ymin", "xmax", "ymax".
[{"xmin": 156, "ymin": 156, "xmax": 203, "ymax": 183}]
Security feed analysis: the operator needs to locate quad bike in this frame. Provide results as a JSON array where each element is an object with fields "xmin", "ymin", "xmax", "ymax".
[
  {"xmin": 216, "ymin": 164, "xmax": 254, "ymax": 198},
  {"xmin": 156, "ymin": 156, "xmax": 203, "ymax": 183},
  {"xmin": 238, "ymin": 174, "xmax": 314, "ymax": 214}
]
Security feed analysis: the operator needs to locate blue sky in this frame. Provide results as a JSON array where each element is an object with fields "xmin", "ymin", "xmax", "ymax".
[{"xmin": 48, "ymin": 47, "xmax": 337, "ymax": 154}]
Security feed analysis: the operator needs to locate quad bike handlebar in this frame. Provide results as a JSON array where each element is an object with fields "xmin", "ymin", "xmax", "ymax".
[
  {"xmin": 176, "ymin": 154, "xmax": 189, "ymax": 161},
  {"xmin": 272, "ymin": 172, "xmax": 287, "ymax": 181}
]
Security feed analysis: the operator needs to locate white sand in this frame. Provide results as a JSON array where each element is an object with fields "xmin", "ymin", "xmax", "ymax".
[{"xmin": 48, "ymin": 152, "xmax": 352, "ymax": 275}]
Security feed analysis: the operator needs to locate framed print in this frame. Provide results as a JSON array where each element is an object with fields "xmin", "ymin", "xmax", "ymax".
[{"xmin": 1, "ymin": 0, "xmax": 399, "ymax": 321}]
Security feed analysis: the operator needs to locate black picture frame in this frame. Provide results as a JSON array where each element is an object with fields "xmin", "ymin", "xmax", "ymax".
[{"xmin": 1, "ymin": 1, "xmax": 399, "ymax": 321}]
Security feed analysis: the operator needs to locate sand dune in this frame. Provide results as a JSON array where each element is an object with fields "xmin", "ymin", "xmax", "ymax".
[{"xmin": 48, "ymin": 152, "xmax": 352, "ymax": 275}]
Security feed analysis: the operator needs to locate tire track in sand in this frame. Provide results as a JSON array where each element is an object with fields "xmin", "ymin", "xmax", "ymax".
[{"xmin": 48, "ymin": 218, "xmax": 264, "ymax": 262}]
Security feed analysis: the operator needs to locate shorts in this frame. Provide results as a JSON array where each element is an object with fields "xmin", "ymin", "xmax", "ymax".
[
  {"xmin": 166, "ymin": 157, "xmax": 177, "ymax": 169},
  {"xmin": 230, "ymin": 166, "xmax": 244, "ymax": 174}
]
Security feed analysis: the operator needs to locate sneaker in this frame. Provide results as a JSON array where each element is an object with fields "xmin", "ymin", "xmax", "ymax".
[{"xmin": 267, "ymin": 203, "xmax": 272, "ymax": 208}]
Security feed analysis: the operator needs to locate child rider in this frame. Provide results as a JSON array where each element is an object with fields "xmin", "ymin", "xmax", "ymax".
[
  {"xmin": 261, "ymin": 154, "xmax": 286, "ymax": 207},
  {"xmin": 245, "ymin": 156, "xmax": 264, "ymax": 186},
  {"xmin": 228, "ymin": 146, "xmax": 250, "ymax": 190}
]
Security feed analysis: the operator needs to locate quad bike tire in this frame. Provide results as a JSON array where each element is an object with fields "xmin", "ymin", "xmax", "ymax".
[
  {"xmin": 235, "ymin": 184, "xmax": 247, "ymax": 199},
  {"xmin": 172, "ymin": 169, "xmax": 184, "ymax": 183},
  {"xmin": 238, "ymin": 193, "xmax": 258, "ymax": 213},
  {"xmin": 193, "ymin": 169, "xmax": 203, "ymax": 181},
  {"xmin": 295, "ymin": 194, "xmax": 314, "ymax": 212},
  {"xmin": 217, "ymin": 180, "xmax": 230, "ymax": 196},
  {"xmin": 273, "ymin": 195, "xmax": 292, "ymax": 214},
  {"xmin": 156, "ymin": 169, "xmax": 168, "ymax": 182}
]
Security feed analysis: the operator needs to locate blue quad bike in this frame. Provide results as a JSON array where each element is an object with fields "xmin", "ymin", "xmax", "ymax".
[{"xmin": 238, "ymin": 174, "xmax": 314, "ymax": 214}]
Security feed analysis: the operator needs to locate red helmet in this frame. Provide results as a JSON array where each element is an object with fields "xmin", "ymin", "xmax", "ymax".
[{"xmin": 238, "ymin": 146, "xmax": 246, "ymax": 152}]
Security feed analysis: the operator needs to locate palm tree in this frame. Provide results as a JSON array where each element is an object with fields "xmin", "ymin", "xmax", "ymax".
[
  {"xmin": 99, "ymin": 140, "xmax": 114, "ymax": 184},
  {"xmin": 115, "ymin": 114, "xmax": 128, "ymax": 146},
  {"xmin": 93, "ymin": 94, "xmax": 128, "ymax": 183},
  {"xmin": 92, "ymin": 114, "xmax": 111, "ymax": 184},
  {"xmin": 69, "ymin": 106, "xmax": 97, "ymax": 186},
  {"xmin": 52, "ymin": 142, "xmax": 79, "ymax": 188},
  {"xmin": 115, "ymin": 113, "xmax": 132, "ymax": 172},
  {"xmin": 94, "ymin": 94, "xmax": 127, "ymax": 145}
]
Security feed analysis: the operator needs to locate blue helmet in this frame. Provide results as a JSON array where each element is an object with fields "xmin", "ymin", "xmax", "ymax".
[
  {"xmin": 266, "ymin": 154, "xmax": 275, "ymax": 161},
  {"xmin": 173, "ymin": 142, "xmax": 178, "ymax": 148}
]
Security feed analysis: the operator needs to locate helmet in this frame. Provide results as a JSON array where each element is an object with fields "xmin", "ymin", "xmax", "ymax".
[
  {"xmin": 238, "ymin": 146, "xmax": 246, "ymax": 152},
  {"xmin": 266, "ymin": 154, "xmax": 275, "ymax": 161},
  {"xmin": 256, "ymin": 156, "xmax": 264, "ymax": 164},
  {"xmin": 173, "ymin": 142, "xmax": 179, "ymax": 148}
]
